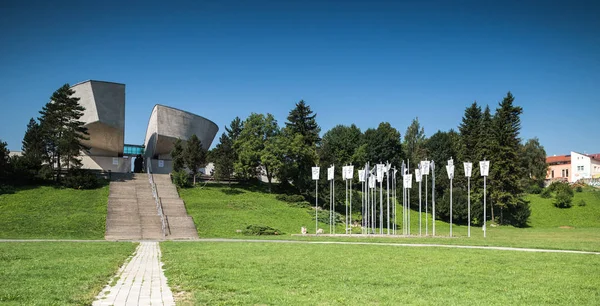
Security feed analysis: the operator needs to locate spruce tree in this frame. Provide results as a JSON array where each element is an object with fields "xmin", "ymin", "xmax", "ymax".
[
  {"xmin": 285, "ymin": 100, "xmax": 321, "ymax": 146},
  {"xmin": 184, "ymin": 134, "xmax": 206, "ymax": 185},
  {"xmin": 171, "ymin": 138, "xmax": 185, "ymax": 172},
  {"xmin": 490, "ymin": 92, "xmax": 530, "ymax": 226},
  {"xmin": 21, "ymin": 118, "xmax": 45, "ymax": 173},
  {"xmin": 213, "ymin": 133, "xmax": 235, "ymax": 185},
  {"xmin": 0, "ymin": 140, "xmax": 10, "ymax": 183},
  {"xmin": 38, "ymin": 84, "xmax": 89, "ymax": 182},
  {"xmin": 458, "ymin": 102, "xmax": 482, "ymax": 162},
  {"xmin": 283, "ymin": 101, "xmax": 320, "ymax": 192}
]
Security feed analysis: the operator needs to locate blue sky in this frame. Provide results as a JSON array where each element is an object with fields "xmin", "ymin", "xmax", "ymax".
[{"xmin": 1, "ymin": 0, "xmax": 599, "ymax": 156}]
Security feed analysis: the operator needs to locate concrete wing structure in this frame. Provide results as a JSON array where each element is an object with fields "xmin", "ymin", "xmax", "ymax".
[
  {"xmin": 72, "ymin": 80, "xmax": 126, "ymax": 156},
  {"xmin": 144, "ymin": 105, "xmax": 218, "ymax": 173},
  {"xmin": 71, "ymin": 80, "xmax": 130, "ymax": 172}
]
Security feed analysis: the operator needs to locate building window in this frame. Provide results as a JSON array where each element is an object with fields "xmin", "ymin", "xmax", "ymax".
[
  {"xmin": 562, "ymin": 169, "xmax": 565, "ymax": 177},
  {"xmin": 552, "ymin": 170, "xmax": 554, "ymax": 178},
  {"xmin": 577, "ymin": 166, "xmax": 584, "ymax": 171},
  {"xmin": 566, "ymin": 169, "xmax": 569, "ymax": 177}
]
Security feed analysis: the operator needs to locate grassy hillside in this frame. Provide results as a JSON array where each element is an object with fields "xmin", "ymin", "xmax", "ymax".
[
  {"xmin": 161, "ymin": 241, "xmax": 600, "ymax": 305},
  {"xmin": 526, "ymin": 187, "xmax": 600, "ymax": 228},
  {"xmin": 179, "ymin": 184, "xmax": 341, "ymax": 237},
  {"xmin": 0, "ymin": 185, "xmax": 109, "ymax": 239}
]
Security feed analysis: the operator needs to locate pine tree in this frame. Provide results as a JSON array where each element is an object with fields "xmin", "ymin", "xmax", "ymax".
[
  {"xmin": 490, "ymin": 92, "xmax": 530, "ymax": 226},
  {"xmin": 184, "ymin": 134, "xmax": 206, "ymax": 185},
  {"xmin": 171, "ymin": 138, "xmax": 185, "ymax": 172},
  {"xmin": 213, "ymin": 133, "xmax": 235, "ymax": 184},
  {"xmin": 225, "ymin": 116, "xmax": 244, "ymax": 142},
  {"xmin": 21, "ymin": 118, "xmax": 45, "ymax": 173},
  {"xmin": 285, "ymin": 100, "xmax": 321, "ymax": 146},
  {"xmin": 0, "ymin": 140, "xmax": 10, "ymax": 183},
  {"xmin": 38, "ymin": 84, "xmax": 89, "ymax": 182},
  {"xmin": 458, "ymin": 102, "xmax": 482, "ymax": 162},
  {"xmin": 283, "ymin": 101, "xmax": 320, "ymax": 192}
]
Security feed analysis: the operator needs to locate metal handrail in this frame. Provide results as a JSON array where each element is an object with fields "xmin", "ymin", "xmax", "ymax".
[{"xmin": 147, "ymin": 158, "xmax": 169, "ymax": 238}]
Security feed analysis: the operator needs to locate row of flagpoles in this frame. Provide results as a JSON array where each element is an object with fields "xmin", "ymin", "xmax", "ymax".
[{"xmin": 311, "ymin": 159, "xmax": 491, "ymax": 238}]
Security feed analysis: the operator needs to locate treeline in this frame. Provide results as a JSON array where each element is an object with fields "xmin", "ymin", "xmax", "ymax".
[{"xmin": 210, "ymin": 92, "xmax": 546, "ymax": 227}]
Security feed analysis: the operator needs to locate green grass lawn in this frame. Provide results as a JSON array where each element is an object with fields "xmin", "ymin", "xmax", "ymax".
[
  {"xmin": 526, "ymin": 187, "xmax": 600, "ymax": 228},
  {"xmin": 0, "ymin": 242, "xmax": 136, "ymax": 305},
  {"xmin": 0, "ymin": 185, "xmax": 108, "ymax": 239},
  {"xmin": 161, "ymin": 241, "xmax": 600, "ymax": 305}
]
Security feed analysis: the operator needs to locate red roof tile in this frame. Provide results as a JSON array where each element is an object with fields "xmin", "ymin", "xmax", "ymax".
[{"xmin": 546, "ymin": 155, "xmax": 570, "ymax": 164}]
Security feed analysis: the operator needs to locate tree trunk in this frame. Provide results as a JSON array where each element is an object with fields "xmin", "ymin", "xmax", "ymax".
[{"xmin": 193, "ymin": 172, "xmax": 196, "ymax": 185}]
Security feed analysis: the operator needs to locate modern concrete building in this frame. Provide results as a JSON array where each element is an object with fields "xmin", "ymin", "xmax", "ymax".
[
  {"xmin": 70, "ymin": 80, "xmax": 218, "ymax": 173},
  {"xmin": 144, "ymin": 105, "xmax": 219, "ymax": 174}
]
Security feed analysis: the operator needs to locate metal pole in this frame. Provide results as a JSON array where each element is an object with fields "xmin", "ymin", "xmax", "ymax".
[
  {"xmin": 333, "ymin": 175, "xmax": 335, "ymax": 235},
  {"xmin": 425, "ymin": 174, "xmax": 428, "ymax": 236},
  {"xmin": 450, "ymin": 178, "xmax": 453, "ymax": 237},
  {"xmin": 408, "ymin": 188, "xmax": 411, "ymax": 236},
  {"xmin": 345, "ymin": 179, "xmax": 348, "ymax": 234},
  {"xmin": 403, "ymin": 177, "xmax": 406, "ymax": 235},
  {"xmin": 419, "ymin": 179, "xmax": 422, "ymax": 236},
  {"xmin": 350, "ymin": 177, "xmax": 353, "ymax": 235},
  {"xmin": 432, "ymin": 166, "xmax": 436, "ymax": 237},
  {"xmin": 484, "ymin": 176, "xmax": 487, "ymax": 238},
  {"xmin": 380, "ymin": 175, "xmax": 383, "ymax": 235},
  {"xmin": 468, "ymin": 176, "xmax": 471, "ymax": 238},
  {"xmin": 387, "ymin": 168, "xmax": 390, "ymax": 235},
  {"xmin": 315, "ymin": 180, "xmax": 318, "ymax": 235}
]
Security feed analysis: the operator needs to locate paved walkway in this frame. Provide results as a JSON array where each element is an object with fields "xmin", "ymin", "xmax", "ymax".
[{"xmin": 93, "ymin": 242, "xmax": 174, "ymax": 306}]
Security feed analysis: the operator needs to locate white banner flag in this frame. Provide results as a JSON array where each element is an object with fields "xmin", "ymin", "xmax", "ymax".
[
  {"xmin": 358, "ymin": 169, "xmax": 366, "ymax": 182},
  {"xmin": 463, "ymin": 162, "xmax": 473, "ymax": 177},
  {"xmin": 403, "ymin": 174, "xmax": 413, "ymax": 189},
  {"xmin": 420, "ymin": 160, "xmax": 430, "ymax": 175},
  {"xmin": 415, "ymin": 169, "xmax": 422, "ymax": 182},
  {"xmin": 376, "ymin": 164, "xmax": 384, "ymax": 182},
  {"xmin": 341, "ymin": 166, "xmax": 347, "ymax": 180},
  {"xmin": 446, "ymin": 165, "xmax": 455, "ymax": 180},
  {"xmin": 369, "ymin": 175, "xmax": 376, "ymax": 188},
  {"xmin": 346, "ymin": 165, "xmax": 354, "ymax": 180},
  {"xmin": 448, "ymin": 159, "xmax": 454, "ymax": 166},
  {"xmin": 312, "ymin": 167, "xmax": 320, "ymax": 180},
  {"xmin": 327, "ymin": 166, "xmax": 334, "ymax": 181},
  {"xmin": 480, "ymin": 160, "xmax": 490, "ymax": 177}
]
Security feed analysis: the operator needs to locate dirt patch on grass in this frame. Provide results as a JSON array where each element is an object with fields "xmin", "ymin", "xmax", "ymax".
[{"xmin": 559, "ymin": 226, "xmax": 574, "ymax": 229}]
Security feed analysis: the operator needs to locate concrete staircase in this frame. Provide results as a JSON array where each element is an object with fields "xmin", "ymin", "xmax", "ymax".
[
  {"xmin": 152, "ymin": 174, "xmax": 199, "ymax": 240},
  {"xmin": 105, "ymin": 173, "xmax": 198, "ymax": 240}
]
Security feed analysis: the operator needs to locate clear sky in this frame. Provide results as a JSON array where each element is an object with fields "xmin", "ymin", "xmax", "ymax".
[{"xmin": 1, "ymin": 0, "xmax": 598, "ymax": 156}]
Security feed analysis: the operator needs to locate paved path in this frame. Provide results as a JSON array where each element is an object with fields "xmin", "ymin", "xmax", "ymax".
[
  {"xmin": 93, "ymin": 242, "xmax": 174, "ymax": 306},
  {"xmin": 1, "ymin": 238, "xmax": 598, "ymax": 255}
]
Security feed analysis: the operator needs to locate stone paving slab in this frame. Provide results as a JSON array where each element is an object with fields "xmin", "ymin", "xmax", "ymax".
[{"xmin": 93, "ymin": 242, "xmax": 175, "ymax": 306}]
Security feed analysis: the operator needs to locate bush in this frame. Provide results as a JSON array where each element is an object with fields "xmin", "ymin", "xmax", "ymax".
[
  {"xmin": 578, "ymin": 199, "xmax": 586, "ymax": 207},
  {"xmin": 288, "ymin": 201, "xmax": 312, "ymax": 208},
  {"xmin": 172, "ymin": 170, "xmax": 191, "ymax": 188},
  {"xmin": 0, "ymin": 185, "xmax": 16, "ymax": 195},
  {"xmin": 242, "ymin": 224, "xmax": 282, "ymax": 235},
  {"xmin": 275, "ymin": 194, "xmax": 305, "ymax": 203},
  {"xmin": 527, "ymin": 184, "xmax": 542, "ymax": 194},
  {"xmin": 554, "ymin": 189, "xmax": 573, "ymax": 208},
  {"xmin": 310, "ymin": 209, "xmax": 343, "ymax": 225},
  {"xmin": 62, "ymin": 169, "xmax": 102, "ymax": 189},
  {"xmin": 540, "ymin": 188, "xmax": 552, "ymax": 198},
  {"xmin": 575, "ymin": 186, "xmax": 583, "ymax": 192}
]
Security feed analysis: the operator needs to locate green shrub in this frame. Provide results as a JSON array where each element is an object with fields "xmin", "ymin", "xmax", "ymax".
[
  {"xmin": 540, "ymin": 188, "xmax": 552, "ymax": 198},
  {"xmin": 0, "ymin": 185, "xmax": 15, "ymax": 195},
  {"xmin": 275, "ymin": 194, "xmax": 305, "ymax": 203},
  {"xmin": 242, "ymin": 224, "xmax": 282, "ymax": 235},
  {"xmin": 62, "ymin": 169, "xmax": 102, "ymax": 189},
  {"xmin": 527, "ymin": 184, "xmax": 542, "ymax": 194},
  {"xmin": 578, "ymin": 199, "xmax": 586, "ymax": 207},
  {"xmin": 288, "ymin": 201, "xmax": 312, "ymax": 208},
  {"xmin": 575, "ymin": 186, "xmax": 583, "ymax": 192},
  {"xmin": 310, "ymin": 209, "xmax": 343, "ymax": 225},
  {"xmin": 172, "ymin": 170, "xmax": 191, "ymax": 188},
  {"xmin": 554, "ymin": 189, "xmax": 573, "ymax": 208}
]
